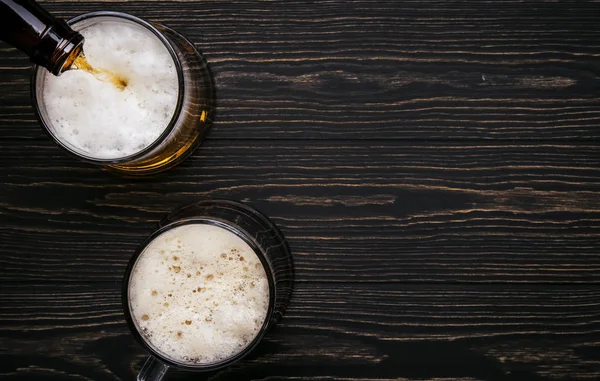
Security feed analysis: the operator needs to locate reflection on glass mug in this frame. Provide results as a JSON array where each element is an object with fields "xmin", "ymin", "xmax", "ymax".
[
  {"xmin": 122, "ymin": 200, "xmax": 294, "ymax": 380},
  {"xmin": 31, "ymin": 11, "xmax": 215, "ymax": 175}
]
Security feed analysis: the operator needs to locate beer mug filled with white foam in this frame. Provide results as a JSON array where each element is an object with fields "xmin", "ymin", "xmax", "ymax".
[
  {"xmin": 32, "ymin": 12, "xmax": 214, "ymax": 175},
  {"xmin": 123, "ymin": 200, "xmax": 294, "ymax": 380}
]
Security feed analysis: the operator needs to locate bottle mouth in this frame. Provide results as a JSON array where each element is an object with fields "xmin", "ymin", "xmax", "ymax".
[{"xmin": 53, "ymin": 32, "xmax": 85, "ymax": 76}]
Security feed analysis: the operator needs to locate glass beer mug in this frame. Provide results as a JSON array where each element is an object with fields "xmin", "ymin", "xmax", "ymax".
[
  {"xmin": 122, "ymin": 200, "xmax": 294, "ymax": 380},
  {"xmin": 1, "ymin": 1, "xmax": 215, "ymax": 175}
]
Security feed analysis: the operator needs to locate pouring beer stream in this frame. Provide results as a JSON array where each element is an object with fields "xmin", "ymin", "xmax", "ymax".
[{"xmin": 71, "ymin": 53, "xmax": 129, "ymax": 91}]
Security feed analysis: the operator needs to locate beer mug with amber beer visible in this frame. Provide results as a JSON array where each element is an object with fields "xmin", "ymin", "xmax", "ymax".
[
  {"xmin": 33, "ymin": 11, "xmax": 215, "ymax": 175},
  {"xmin": 1, "ymin": 2, "xmax": 214, "ymax": 175}
]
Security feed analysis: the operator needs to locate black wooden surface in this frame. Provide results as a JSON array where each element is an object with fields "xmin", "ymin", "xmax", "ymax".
[{"xmin": 1, "ymin": 1, "xmax": 599, "ymax": 380}]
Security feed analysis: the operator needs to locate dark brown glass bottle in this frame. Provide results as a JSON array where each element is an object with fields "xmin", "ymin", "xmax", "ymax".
[{"xmin": 0, "ymin": 0, "xmax": 84, "ymax": 75}]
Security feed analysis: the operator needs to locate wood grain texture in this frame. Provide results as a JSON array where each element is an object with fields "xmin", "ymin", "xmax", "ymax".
[
  {"xmin": 0, "ymin": 140, "xmax": 598, "ymax": 283},
  {"xmin": 1, "ymin": 1, "xmax": 599, "ymax": 380},
  {"xmin": 1, "ymin": 283, "xmax": 599, "ymax": 381},
  {"xmin": 1, "ymin": 1, "xmax": 600, "ymax": 140}
]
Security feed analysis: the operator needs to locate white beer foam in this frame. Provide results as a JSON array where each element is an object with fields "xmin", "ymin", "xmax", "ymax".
[
  {"xmin": 129, "ymin": 224, "xmax": 270, "ymax": 365},
  {"xmin": 42, "ymin": 20, "xmax": 178, "ymax": 159}
]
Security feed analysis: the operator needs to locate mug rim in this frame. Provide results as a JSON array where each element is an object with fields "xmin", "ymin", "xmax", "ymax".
[
  {"xmin": 121, "ymin": 214, "xmax": 277, "ymax": 371},
  {"xmin": 31, "ymin": 11, "xmax": 185, "ymax": 165}
]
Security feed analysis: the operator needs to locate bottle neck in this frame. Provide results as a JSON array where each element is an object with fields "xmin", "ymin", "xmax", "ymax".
[{"xmin": 0, "ymin": 0, "xmax": 84, "ymax": 75}]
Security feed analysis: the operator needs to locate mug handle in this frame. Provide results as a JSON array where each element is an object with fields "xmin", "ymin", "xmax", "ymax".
[{"xmin": 137, "ymin": 356, "xmax": 170, "ymax": 381}]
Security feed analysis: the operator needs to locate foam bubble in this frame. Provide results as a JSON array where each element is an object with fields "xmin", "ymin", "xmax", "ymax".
[
  {"xmin": 128, "ymin": 224, "xmax": 270, "ymax": 365},
  {"xmin": 41, "ymin": 20, "xmax": 178, "ymax": 159}
]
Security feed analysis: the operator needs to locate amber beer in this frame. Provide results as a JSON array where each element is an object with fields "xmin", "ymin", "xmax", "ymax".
[
  {"xmin": 71, "ymin": 54, "xmax": 128, "ymax": 91},
  {"xmin": 32, "ymin": 12, "xmax": 213, "ymax": 175}
]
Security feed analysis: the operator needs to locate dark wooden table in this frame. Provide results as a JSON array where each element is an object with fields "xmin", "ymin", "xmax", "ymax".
[{"xmin": 1, "ymin": 1, "xmax": 600, "ymax": 380}]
